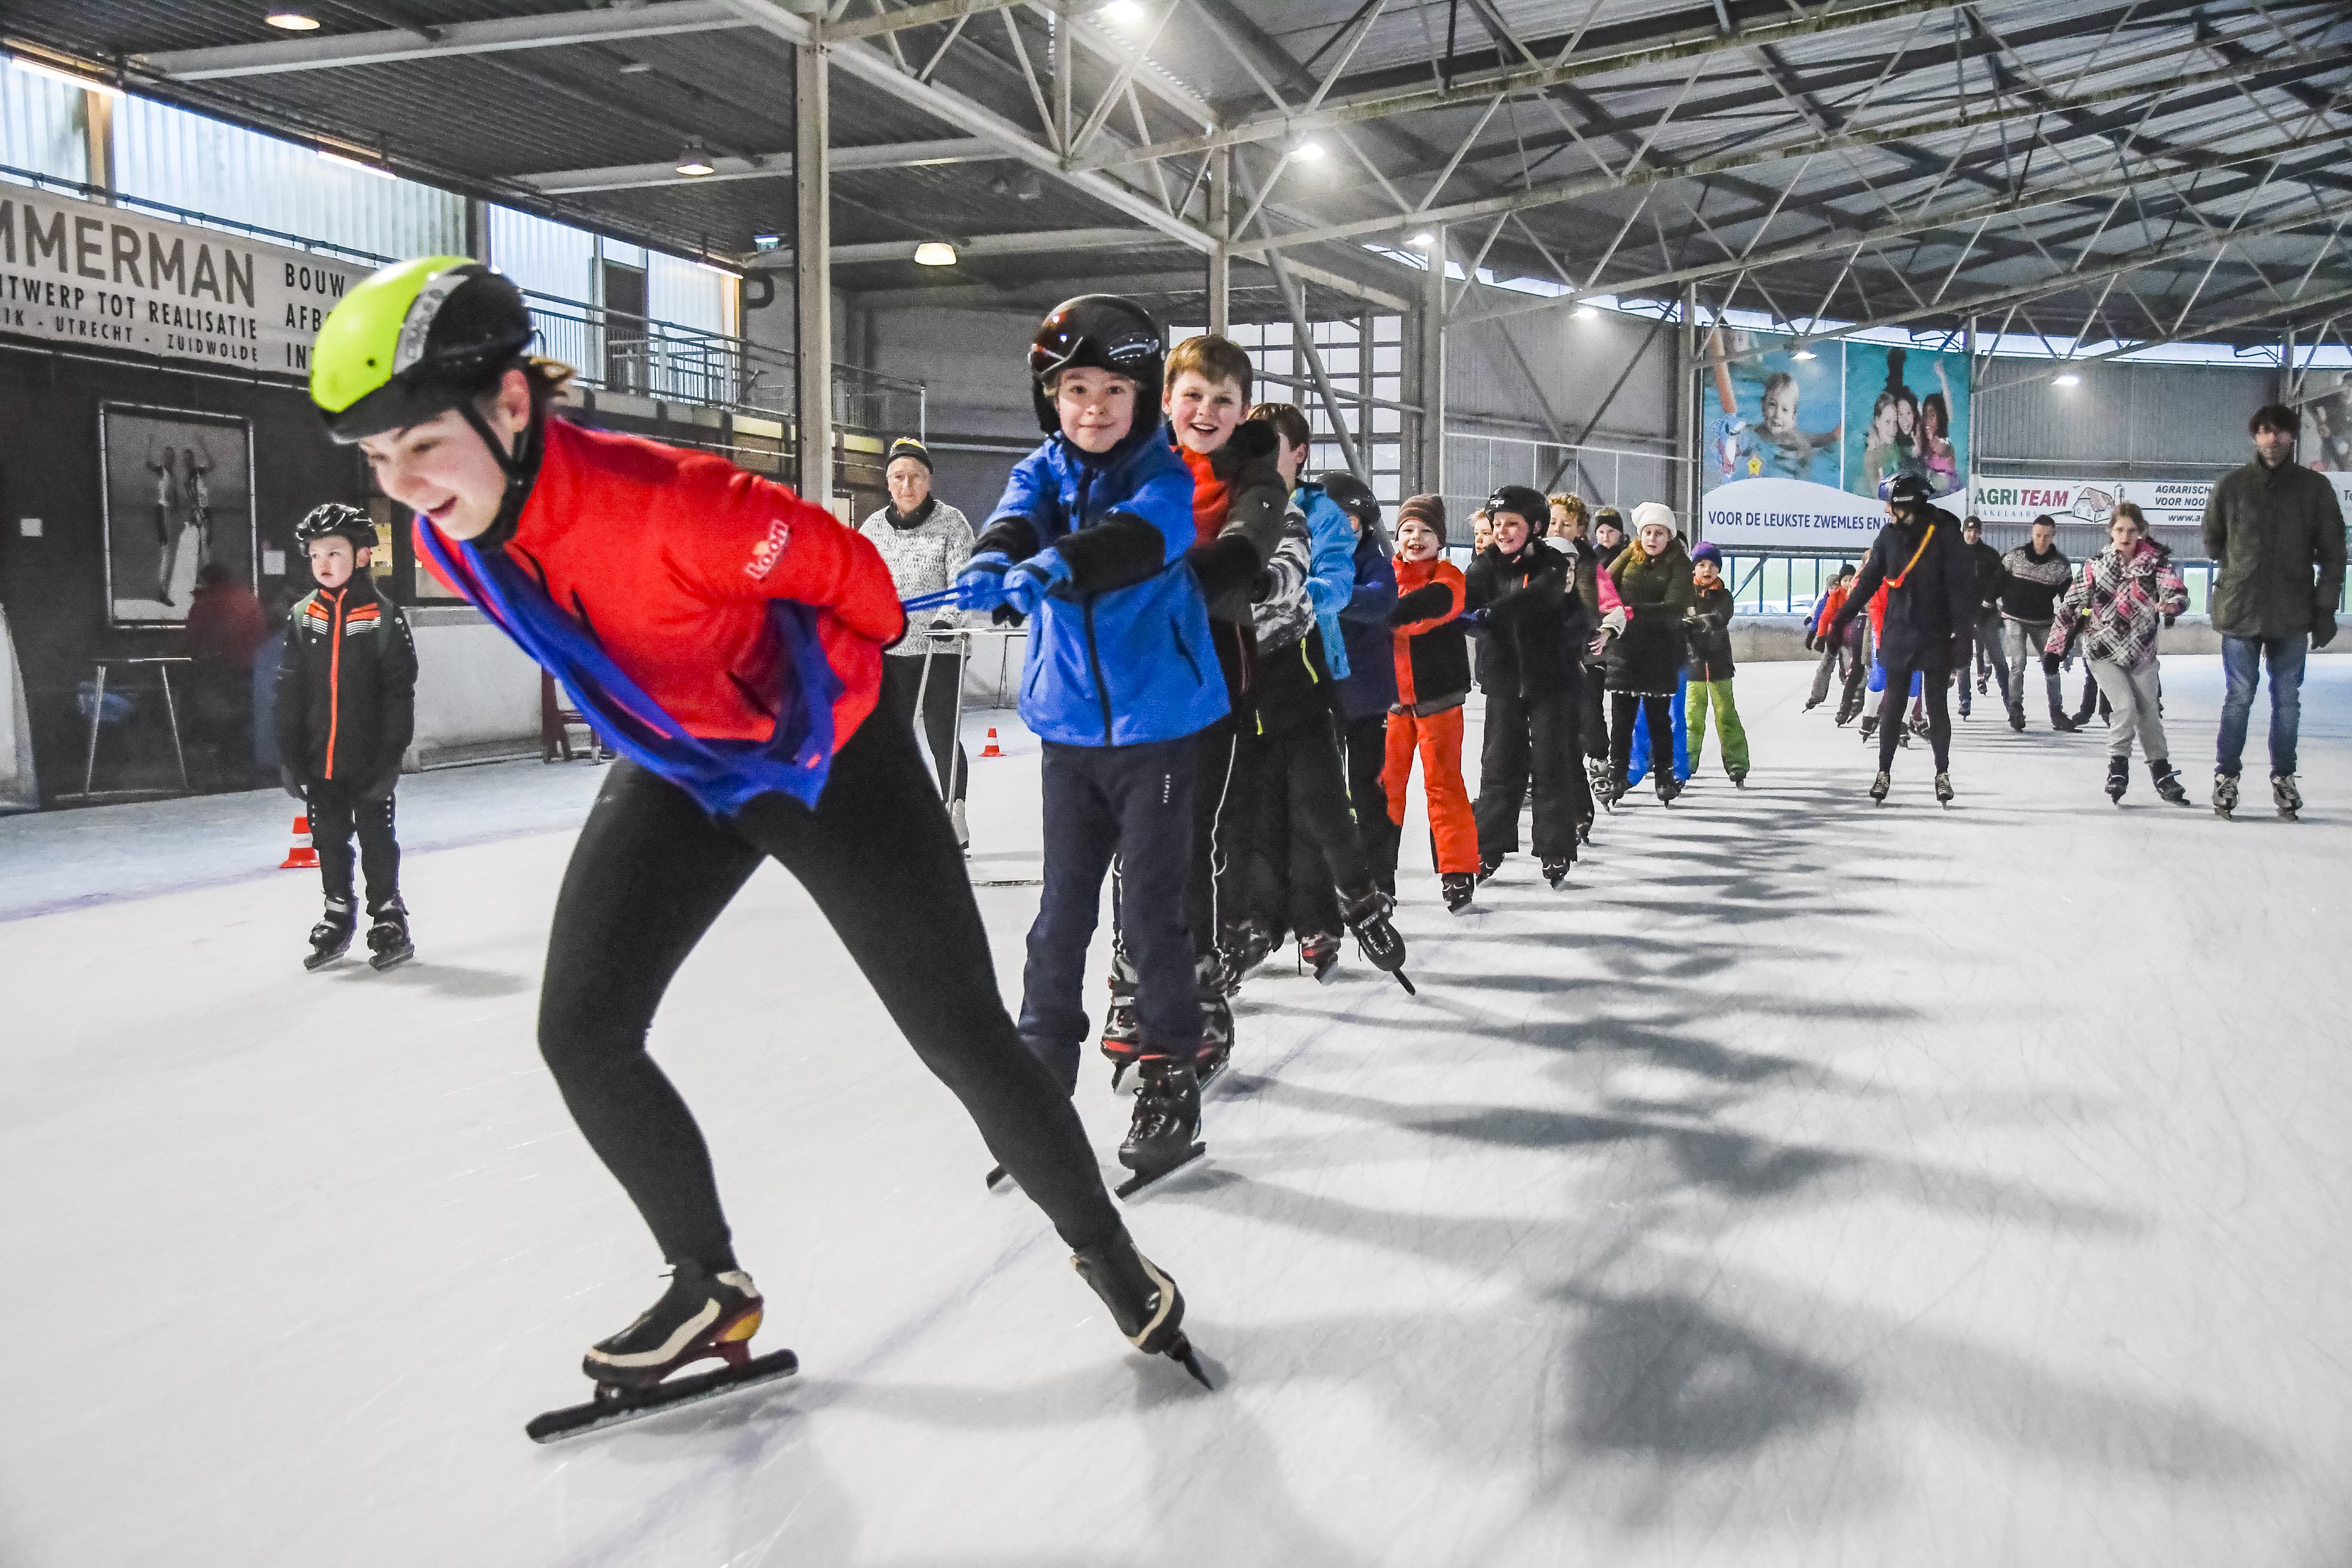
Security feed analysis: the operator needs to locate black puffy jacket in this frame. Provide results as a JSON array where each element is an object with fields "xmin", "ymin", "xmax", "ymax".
[
  {"xmin": 275, "ymin": 577, "xmax": 417, "ymax": 785},
  {"xmin": 1465, "ymin": 536, "xmax": 1588, "ymax": 699},
  {"xmin": 1684, "ymin": 582, "xmax": 1736, "ymax": 681},
  {"xmin": 1832, "ymin": 506, "xmax": 1978, "ymax": 671}
]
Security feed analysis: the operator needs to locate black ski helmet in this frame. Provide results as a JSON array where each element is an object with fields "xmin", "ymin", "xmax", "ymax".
[
  {"xmin": 294, "ymin": 503, "xmax": 377, "ymax": 552},
  {"xmin": 1884, "ymin": 470, "xmax": 1935, "ymax": 506},
  {"xmin": 1029, "ymin": 294, "xmax": 1164, "ymax": 436},
  {"xmin": 1318, "ymin": 470, "xmax": 1380, "ymax": 527},
  {"xmin": 1485, "ymin": 484, "xmax": 1548, "ymax": 529}
]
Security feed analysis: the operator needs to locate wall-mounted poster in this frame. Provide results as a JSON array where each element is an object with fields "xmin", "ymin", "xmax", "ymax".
[
  {"xmin": 2303, "ymin": 371, "xmax": 2352, "ymax": 473},
  {"xmin": 1968, "ymin": 477, "xmax": 2116, "ymax": 527},
  {"xmin": 1703, "ymin": 326, "xmax": 1844, "ymax": 493},
  {"xmin": 1843, "ymin": 343, "xmax": 1968, "ymax": 503},
  {"xmin": 99, "ymin": 403, "xmax": 256, "ymax": 627}
]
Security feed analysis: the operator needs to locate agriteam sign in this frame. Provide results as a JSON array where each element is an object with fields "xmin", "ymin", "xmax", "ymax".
[
  {"xmin": 0, "ymin": 186, "xmax": 362, "ymax": 376},
  {"xmin": 1970, "ymin": 478, "xmax": 2218, "ymax": 529}
]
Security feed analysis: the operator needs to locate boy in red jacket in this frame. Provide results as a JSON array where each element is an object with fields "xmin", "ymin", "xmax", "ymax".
[{"xmin": 1380, "ymin": 495, "xmax": 1479, "ymax": 914}]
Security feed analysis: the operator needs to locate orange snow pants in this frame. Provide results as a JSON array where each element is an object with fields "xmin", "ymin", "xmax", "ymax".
[{"xmin": 1380, "ymin": 704, "xmax": 1479, "ymax": 875}]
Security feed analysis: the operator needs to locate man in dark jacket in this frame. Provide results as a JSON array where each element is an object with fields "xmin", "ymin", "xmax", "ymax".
[
  {"xmin": 1959, "ymin": 515, "xmax": 2009, "ymax": 718},
  {"xmin": 2203, "ymin": 403, "xmax": 2347, "ymax": 818},
  {"xmin": 1466, "ymin": 485, "xmax": 1591, "ymax": 887},
  {"xmin": 276, "ymin": 503, "xmax": 419, "ymax": 968},
  {"xmin": 1997, "ymin": 515, "xmax": 2073, "ymax": 730},
  {"xmin": 1828, "ymin": 473, "xmax": 1977, "ymax": 803}
]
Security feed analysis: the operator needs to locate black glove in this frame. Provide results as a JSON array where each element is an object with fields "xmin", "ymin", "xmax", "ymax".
[
  {"xmin": 361, "ymin": 764, "xmax": 401, "ymax": 802},
  {"xmin": 2315, "ymin": 613, "xmax": 2339, "ymax": 649},
  {"xmin": 1385, "ymin": 582, "xmax": 1454, "ymax": 626},
  {"xmin": 991, "ymin": 601, "xmax": 1026, "ymax": 627},
  {"xmin": 279, "ymin": 764, "xmax": 307, "ymax": 802},
  {"xmin": 1803, "ymin": 631, "xmax": 1817, "ymax": 651}
]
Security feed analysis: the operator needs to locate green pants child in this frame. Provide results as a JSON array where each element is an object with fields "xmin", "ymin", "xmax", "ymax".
[{"xmin": 1686, "ymin": 677, "xmax": 1750, "ymax": 781}]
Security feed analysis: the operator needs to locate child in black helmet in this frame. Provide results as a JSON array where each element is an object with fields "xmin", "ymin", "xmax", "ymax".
[
  {"xmin": 277, "ymin": 503, "xmax": 419, "ymax": 971},
  {"xmin": 957, "ymin": 294, "xmax": 1230, "ymax": 1192}
]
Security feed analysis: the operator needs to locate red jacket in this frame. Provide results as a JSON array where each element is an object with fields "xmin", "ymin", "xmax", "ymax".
[{"xmin": 420, "ymin": 417, "xmax": 902, "ymax": 749}]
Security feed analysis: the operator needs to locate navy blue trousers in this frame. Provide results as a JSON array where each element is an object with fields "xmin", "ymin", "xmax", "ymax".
[{"xmin": 1020, "ymin": 736, "xmax": 1199, "ymax": 1088}]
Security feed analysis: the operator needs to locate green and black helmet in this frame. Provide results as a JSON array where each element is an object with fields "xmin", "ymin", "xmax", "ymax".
[{"xmin": 309, "ymin": 255, "xmax": 536, "ymax": 443}]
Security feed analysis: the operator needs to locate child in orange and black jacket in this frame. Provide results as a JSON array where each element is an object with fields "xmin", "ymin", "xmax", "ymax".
[
  {"xmin": 1380, "ymin": 494, "xmax": 1481, "ymax": 915},
  {"xmin": 276, "ymin": 503, "xmax": 418, "ymax": 971}
]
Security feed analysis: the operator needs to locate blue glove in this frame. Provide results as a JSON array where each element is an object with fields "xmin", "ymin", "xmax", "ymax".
[
  {"xmin": 953, "ymin": 553, "xmax": 1012, "ymax": 612},
  {"xmin": 1000, "ymin": 551, "xmax": 1072, "ymax": 618}
]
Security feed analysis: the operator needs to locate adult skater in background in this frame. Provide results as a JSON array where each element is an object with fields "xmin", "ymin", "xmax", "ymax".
[
  {"xmin": 310, "ymin": 259, "xmax": 1210, "ymax": 1416},
  {"xmin": 1997, "ymin": 514, "xmax": 2073, "ymax": 730},
  {"xmin": 1958, "ymin": 516, "xmax": 2009, "ymax": 719},
  {"xmin": 1828, "ymin": 472, "xmax": 1977, "ymax": 805},
  {"xmin": 859, "ymin": 438, "xmax": 976, "ymax": 847},
  {"xmin": 2050, "ymin": 502, "xmax": 2190, "ymax": 805},
  {"xmin": 2203, "ymin": 403, "xmax": 2346, "ymax": 819}
]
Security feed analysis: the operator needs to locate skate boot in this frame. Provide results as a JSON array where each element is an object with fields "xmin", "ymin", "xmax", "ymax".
[
  {"xmin": 2007, "ymin": 704, "xmax": 2026, "ymax": 732},
  {"xmin": 1476, "ymin": 855, "xmax": 1504, "ymax": 884},
  {"xmin": 2213, "ymin": 769, "xmax": 2238, "ymax": 819},
  {"xmin": 1858, "ymin": 715, "xmax": 1878, "ymax": 744},
  {"xmin": 1118, "ymin": 1058, "xmax": 1203, "ymax": 1194},
  {"xmin": 2273, "ymin": 773, "xmax": 2302, "ymax": 820},
  {"xmin": 1934, "ymin": 771, "xmax": 1955, "ymax": 807},
  {"xmin": 2050, "ymin": 707, "xmax": 2078, "ymax": 733},
  {"xmin": 1728, "ymin": 767, "xmax": 1747, "ymax": 788},
  {"xmin": 949, "ymin": 798, "xmax": 969, "ymax": 852},
  {"xmin": 1216, "ymin": 917, "xmax": 1278, "ymax": 995},
  {"xmin": 1338, "ymin": 885, "xmax": 1407, "ymax": 976},
  {"xmin": 2105, "ymin": 756, "xmax": 2129, "ymax": 804},
  {"xmin": 1193, "ymin": 996, "xmax": 1234, "ymax": 1087},
  {"xmin": 1298, "ymin": 930, "xmax": 1341, "ymax": 985},
  {"xmin": 1541, "ymin": 857, "xmax": 1571, "ymax": 890},
  {"xmin": 1070, "ymin": 1232, "xmax": 1209, "ymax": 1385},
  {"xmin": 2150, "ymin": 760, "xmax": 2188, "ymax": 805},
  {"xmin": 1441, "ymin": 872, "xmax": 1476, "ymax": 914},
  {"xmin": 1977, "ymin": 671, "xmax": 1990, "ymax": 695},
  {"xmin": 304, "ymin": 900, "xmax": 356, "ymax": 971},
  {"xmin": 1100, "ymin": 983, "xmax": 1142, "ymax": 1088},
  {"xmin": 1869, "ymin": 769, "xmax": 1891, "ymax": 804},
  {"xmin": 364, "ymin": 898, "xmax": 412, "ymax": 971},
  {"xmin": 1605, "ymin": 771, "xmax": 1628, "ymax": 807},
  {"xmin": 1894, "ymin": 724, "xmax": 1912, "ymax": 748},
  {"xmin": 584, "ymin": 1261, "xmax": 764, "ymax": 1391},
  {"xmin": 1655, "ymin": 774, "xmax": 1682, "ymax": 805}
]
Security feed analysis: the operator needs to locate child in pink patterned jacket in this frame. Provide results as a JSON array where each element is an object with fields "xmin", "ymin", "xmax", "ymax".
[{"xmin": 2050, "ymin": 501, "xmax": 2189, "ymax": 804}]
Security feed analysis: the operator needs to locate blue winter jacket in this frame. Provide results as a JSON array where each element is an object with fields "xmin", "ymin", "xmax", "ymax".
[
  {"xmin": 1335, "ymin": 529, "xmax": 1399, "ymax": 721},
  {"xmin": 1294, "ymin": 483, "xmax": 1360, "ymax": 679},
  {"xmin": 977, "ymin": 424, "xmax": 1228, "ymax": 747}
]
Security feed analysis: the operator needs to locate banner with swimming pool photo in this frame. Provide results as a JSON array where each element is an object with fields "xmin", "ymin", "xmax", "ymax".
[
  {"xmin": 1701, "ymin": 325, "xmax": 1844, "ymax": 494},
  {"xmin": 1842, "ymin": 343, "xmax": 1969, "ymax": 503}
]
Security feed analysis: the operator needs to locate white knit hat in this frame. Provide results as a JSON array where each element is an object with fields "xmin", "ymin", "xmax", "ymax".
[{"xmin": 1630, "ymin": 501, "xmax": 1678, "ymax": 536}]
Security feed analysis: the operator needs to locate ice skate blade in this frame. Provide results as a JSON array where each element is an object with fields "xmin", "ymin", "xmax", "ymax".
[
  {"xmin": 1168, "ymin": 1333, "xmax": 1215, "ymax": 1390},
  {"xmin": 303, "ymin": 948, "xmax": 348, "ymax": 972},
  {"xmin": 1115, "ymin": 1144, "xmax": 1206, "ymax": 1201},
  {"xmin": 526, "ymin": 1347, "xmax": 799, "ymax": 1443},
  {"xmin": 369, "ymin": 945, "xmax": 413, "ymax": 972},
  {"xmin": 984, "ymin": 1162, "xmax": 1014, "ymax": 1192},
  {"xmin": 1390, "ymin": 969, "xmax": 1417, "ymax": 997}
]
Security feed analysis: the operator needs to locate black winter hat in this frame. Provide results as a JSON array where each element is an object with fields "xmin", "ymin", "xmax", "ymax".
[{"xmin": 886, "ymin": 437, "xmax": 933, "ymax": 472}]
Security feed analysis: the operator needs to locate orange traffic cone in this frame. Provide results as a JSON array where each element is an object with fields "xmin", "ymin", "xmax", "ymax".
[
  {"xmin": 980, "ymin": 728, "xmax": 1003, "ymax": 758},
  {"xmin": 279, "ymin": 813, "xmax": 319, "ymax": 869}
]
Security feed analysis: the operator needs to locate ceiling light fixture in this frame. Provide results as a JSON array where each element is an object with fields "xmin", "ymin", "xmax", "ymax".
[
  {"xmin": 676, "ymin": 138, "xmax": 717, "ymax": 177},
  {"xmin": 1099, "ymin": 1, "xmax": 1144, "ymax": 21},
  {"xmin": 752, "ymin": 233, "xmax": 783, "ymax": 251},
  {"xmin": 1791, "ymin": 348, "xmax": 1816, "ymax": 360},
  {"xmin": 318, "ymin": 148, "xmax": 395, "ymax": 179},
  {"xmin": 8, "ymin": 53, "xmax": 124, "ymax": 98},
  {"xmin": 1408, "ymin": 231, "xmax": 1435, "ymax": 247},
  {"xmin": 1290, "ymin": 141, "xmax": 1325, "ymax": 162},
  {"xmin": 1573, "ymin": 304, "xmax": 1599, "ymax": 320},
  {"xmin": 913, "ymin": 241, "xmax": 959, "ymax": 266},
  {"xmin": 2053, "ymin": 372, "xmax": 2081, "ymax": 386},
  {"xmin": 617, "ymin": 60, "xmax": 652, "ymax": 74},
  {"xmin": 265, "ymin": 12, "xmax": 322, "ymax": 30}
]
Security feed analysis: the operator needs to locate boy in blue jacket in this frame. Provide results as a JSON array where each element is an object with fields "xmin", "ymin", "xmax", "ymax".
[{"xmin": 959, "ymin": 295, "xmax": 1229, "ymax": 1187}]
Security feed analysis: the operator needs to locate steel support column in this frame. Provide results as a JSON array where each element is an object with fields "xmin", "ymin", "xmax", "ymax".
[
  {"xmin": 1417, "ymin": 228, "xmax": 1447, "ymax": 501},
  {"xmin": 1208, "ymin": 147, "xmax": 1232, "ymax": 336},
  {"xmin": 796, "ymin": 42, "xmax": 833, "ymax": 507},
  {"xmin": 1679, "ymin": 285, "xmax": 1698, "ymax": 529}
]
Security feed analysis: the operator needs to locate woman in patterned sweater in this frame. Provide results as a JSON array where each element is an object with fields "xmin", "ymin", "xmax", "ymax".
[
  {"xmin": 2050, "ymin": 501, "xmax": 2190, "ymax": 805},
  {"xmin": 860, "ymin": 438, "xmax": 977, "ymax": 843}
]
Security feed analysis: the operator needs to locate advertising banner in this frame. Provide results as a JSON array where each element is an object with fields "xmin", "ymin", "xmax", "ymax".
[
  {"xmin": 0, "ymin": 185, "xmax": 362, "ymax": 376},
  {"xmin": 1968, "ymin": 477, "xmax": 2118, "ymax": 527},
  {"xmin": 2114, "ymin": 479, "xmax": 2214, "ymax": 530},
  {"xmin": 1700, "ymin": 326, "xmax": 1971, "ymax": 549}
]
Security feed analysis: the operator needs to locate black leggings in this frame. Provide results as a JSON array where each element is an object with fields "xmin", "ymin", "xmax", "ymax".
[
  {"xmin": 537, "ymin": 715, "xmax": 1122, "ymax": 1270},
  {"xmin": 1342, "ymin": 711, "xmax": 1395, "ymax": 891},
  {"xmin": 1878, "ymin": 661, "xmax": 1952, "ymax": 770},
  {"xmin": 1607, "ymin": 692, "xmax": 1673, "ymax": 784},
  {"xmin": 879, "ymin": 649, "xmax": 967, "ymax": 804}
]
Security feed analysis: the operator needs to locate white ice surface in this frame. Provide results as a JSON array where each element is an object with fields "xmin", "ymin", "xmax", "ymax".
[{"xmin": 3, "ymin": 656, "xmax": 2348, "ymax": 1566}]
